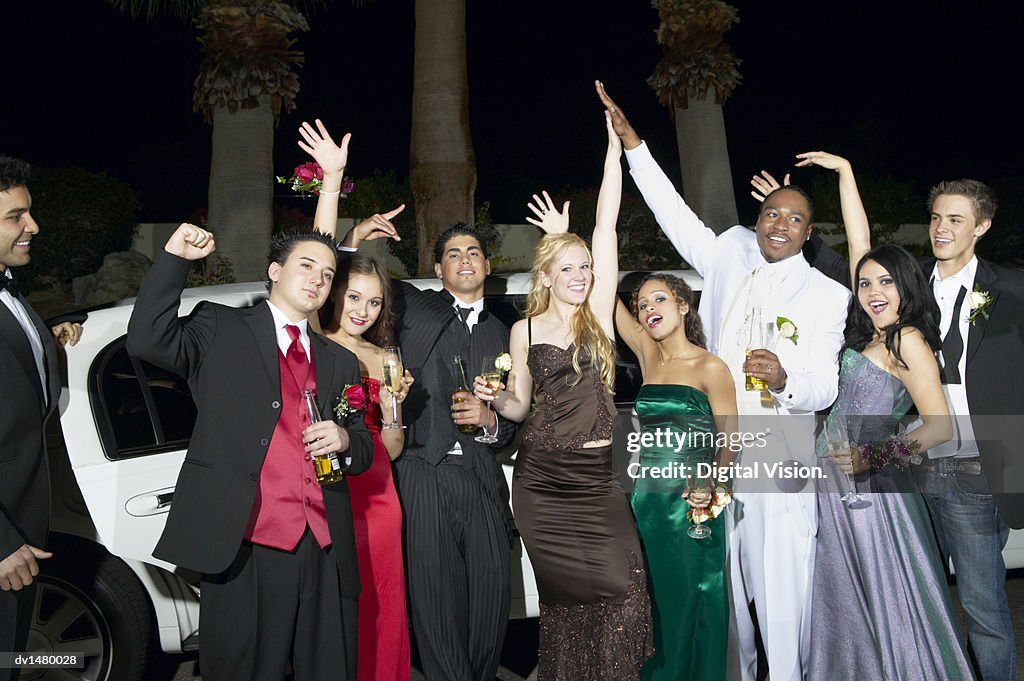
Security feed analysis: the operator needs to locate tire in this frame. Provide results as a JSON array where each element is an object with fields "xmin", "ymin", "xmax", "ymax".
[{"xmin": 24, "ymin": 537, "xmax": 153, "ymax": 681}]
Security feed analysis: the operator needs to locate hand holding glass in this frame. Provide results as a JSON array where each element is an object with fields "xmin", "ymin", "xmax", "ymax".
[
  {"xmin": 475, "ymin": 356, "xmax": 501, "ymax": 443},
  {"xmin": 824, "ymin": 417, "xmax": 862, "ymax": 503},
  {"xmin": 381, "ymin": 346, "xmax": 405, "ymax": 430},
  {"xmin": 685, "ymin": 473, "xmax": 714, "ymax": 540}
]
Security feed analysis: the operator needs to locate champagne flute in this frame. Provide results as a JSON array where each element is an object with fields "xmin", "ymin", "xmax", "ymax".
[
  {"xmin": 686, "ymin": 471, "xmax": 714, "ymax": 540},
  {"xmin": 824, "ymin": 417, "xmax": 861, "ymax": 503},
  {"xmin": 475, "ymin": 356, "xmax": 501, "ymax": 444},
  {"xmin": 381, "ymin": 346, "xmax": 405, "ymax": 430}
]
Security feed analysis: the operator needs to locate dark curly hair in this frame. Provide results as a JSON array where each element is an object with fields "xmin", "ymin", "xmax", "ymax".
[
  {"xmin": 843, "ymin": 244, "xmax": 941, "ymax": 368},
  {"xmin": 323, "ymin": 254, "xmax": 395, "ymax": 347},
  {"xmin": 0, "ymin": 155, "xmax": 31, "ymax": 193},
  {"xmin": 630, "ymin": 273, "xmax": 707, "ymax": 349}
]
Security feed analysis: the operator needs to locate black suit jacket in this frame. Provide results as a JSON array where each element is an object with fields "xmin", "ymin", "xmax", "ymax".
[
  {"xmin": 920, "ymin": 256, "xmax": 1024, "ymax": 528},
  {"xmin": 392, "ymin": 281, "xmax": 515, "ymax": 467},
  {"xmin": 126, "ymin": 253, "xmax": 373, "ymax": 594},
  {"xmin": 0, "ymin": 288, "xmax": 60, "ymax": 558}
]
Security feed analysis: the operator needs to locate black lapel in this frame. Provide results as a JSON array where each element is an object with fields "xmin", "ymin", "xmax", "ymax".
[
  {"xmin": 0, "ymin": 298, "xmax": 46, "ymax": 407},
  {"xmin": 24, "ymin": 295, "xmax": 60, "ymax": 408},
  {"xmin": 311, "ymin": 332, "xmax": 336, "ymax": 415},
  {"xmin": 244, "ymin": 303, "xmax": 281, "ymax": 393},
  {"xmin": 966, "ymin": 259, "xmax": 999, "ymax": 368}
]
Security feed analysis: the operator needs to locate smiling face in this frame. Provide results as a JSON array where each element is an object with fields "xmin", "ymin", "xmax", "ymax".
[
  {"xmin": 930, "ymin": 193, "xmax": 991, "ymax": 273},
  {"xmin": 0, "ymin": 186, "xmax": 39, "ymax": 272},
  {"xmin": 755, "ymin": 189, "xmax": 813, "ymax": 263},
  {"xmin": 635, "ymin": 279, "xmax": 688, "ymax": 341},
  {"xmin": 434, "ymin": 234, "xmax": 490, "ymax": 302},
  {"xmin": 334, "ymin": 272, "xmax": 384, "ymax": 338},
  {"xmin": 857, "ymin": 258, "xmax": 901, "ymax": 331},
  {"xmin": 267, "ymin": 241, "xmax": 336, "ymax": 320},
  {"xmin": 542, "ymin": 244, "xmax": 593, "ymax": 305}
]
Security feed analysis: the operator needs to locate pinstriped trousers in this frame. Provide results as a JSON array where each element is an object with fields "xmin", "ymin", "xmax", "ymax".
[{"xmin": 395, "ymin": 454, "xmax": 511, "ymax": 681}]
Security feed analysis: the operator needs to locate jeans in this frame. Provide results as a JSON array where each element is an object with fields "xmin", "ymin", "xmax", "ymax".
[{"xmin": 916, "ymin": 458, "xmax": 1016, "ymax": 681}]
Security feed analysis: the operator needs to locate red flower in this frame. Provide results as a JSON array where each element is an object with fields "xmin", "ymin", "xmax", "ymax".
[
  {"xmin": 293, "ymin": 162, "xmax": 323, "ymax": 183},
  {"xmin": 343, "ymin": 383, "xmax": 366, "ymax": 411}
]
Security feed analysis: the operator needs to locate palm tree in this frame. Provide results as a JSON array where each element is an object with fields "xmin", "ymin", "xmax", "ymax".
[
  {"xmin": 648, "ymin": 0, "xmax": 742, "ymax": 234},
  {"xmin": 107, "ymin": 0, "xmax": 319, "ymax": 280},
  {"xmin": 409, "ymin": 0, "xmax": 475, "ymax": 276}
]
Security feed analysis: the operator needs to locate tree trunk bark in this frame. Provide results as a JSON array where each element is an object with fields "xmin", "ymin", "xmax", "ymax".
[
  {"xmin": 674, "ymin": 99, "xmax": 738, "ymax": 234},
  {"xmin": 207, "ymin": 95, "xmax": 275, "ymax": 281},
  {"xmin": 410, "ymin": 0, "xmax": 476, "ymax": 276}
]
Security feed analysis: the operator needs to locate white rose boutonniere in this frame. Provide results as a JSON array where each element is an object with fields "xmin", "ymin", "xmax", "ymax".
[
  {"xmin": 776, "ymin": 316, "xmax": 799, "ymax": 345},
  {"xmin": 966, "ymin": 286, "xmax": 993, "ymax": 325}
]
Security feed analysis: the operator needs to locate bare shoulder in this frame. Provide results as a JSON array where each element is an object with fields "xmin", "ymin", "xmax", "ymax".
[{"xmin": 696, "ymin": 350, "xmax": 732, "ymax": 383}]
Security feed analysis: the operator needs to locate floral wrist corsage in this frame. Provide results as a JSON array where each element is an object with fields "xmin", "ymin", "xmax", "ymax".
[
  {"xmin": 686, "ymin": 483, "xmax": 733, "ymax": 525},
  {"xmin": 860, "ymin": 435, "xmax": 921, "ymax": 470}
]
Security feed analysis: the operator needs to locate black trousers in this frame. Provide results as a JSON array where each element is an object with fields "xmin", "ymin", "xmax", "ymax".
[
  {"xmin": 200, "ymin": 532, "xmax": 358, "ymax": 681},
  {"xmin": 0, "ymin": 583, "xmax": 36, "ymax": 681},
  {"xmin": 396, "ymin": 455, "xmax": 511, "ymax": 681}
]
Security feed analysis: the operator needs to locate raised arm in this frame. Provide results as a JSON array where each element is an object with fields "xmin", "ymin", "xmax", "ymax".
[
  {"xmin": 297, "ymin": 119, "xmax": 351, "ymax": 237},
  {"xmin": 589, "ymin": 111, "xmax": 623, "ymax": 337},
  {"xmin": 795, "ymin": 152, "xmax": 870, "ymax": 287}
]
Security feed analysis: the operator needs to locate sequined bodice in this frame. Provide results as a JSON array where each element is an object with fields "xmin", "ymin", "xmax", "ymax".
[
  {"xmin": 816, "ymin": 349, "xmax": 914, "ymax": 455},
  {"xmin": 360, "ymin": 375, "xmax": 383, "ymax": 433},
  {"xmin": 522, "ymin": 343, "xmax": 616, "ymax": 450}
]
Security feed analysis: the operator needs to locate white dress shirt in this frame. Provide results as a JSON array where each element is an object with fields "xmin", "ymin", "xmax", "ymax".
[
  {"xmin": 1, "ymin": 269, "xmax": 48, "ymax": 401},
  {"xmin": 929, "ymin": 256, "xmax": 979, "ymax": 459}
]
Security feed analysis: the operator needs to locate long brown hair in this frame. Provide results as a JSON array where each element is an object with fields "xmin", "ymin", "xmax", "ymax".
[
  {"xmin": 524, "ymin": 234, "xmax": 616, "ymax": 392},
  {"xmin": 323, "ymin": 254, "xmax": 395, "ymax": 347}
]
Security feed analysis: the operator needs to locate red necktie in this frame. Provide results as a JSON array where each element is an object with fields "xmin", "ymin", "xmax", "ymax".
[{"xmin": 284, "ymin": 324, "xmax": 310, "ymax": 387}]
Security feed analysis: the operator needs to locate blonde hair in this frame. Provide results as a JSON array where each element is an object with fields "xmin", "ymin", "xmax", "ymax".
[{"xmin": 524, "ymin": 234, "xmax": 616, "ymax": 392}]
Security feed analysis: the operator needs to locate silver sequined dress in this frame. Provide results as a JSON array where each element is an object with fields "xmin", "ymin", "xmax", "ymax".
[{"xmin": 807, "ymin": 349, "xmax": 973, "ymax": 680}]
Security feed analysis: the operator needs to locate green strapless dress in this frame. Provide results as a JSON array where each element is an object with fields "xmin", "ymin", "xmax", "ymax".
[{"xmin": 630, "ymin": 384, "xmax": 727, "ymax": 681}]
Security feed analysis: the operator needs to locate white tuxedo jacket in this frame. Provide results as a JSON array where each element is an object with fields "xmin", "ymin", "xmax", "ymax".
[{"xmin": 626, "ymin": 142, "xmax": 851, "ymax": 535}]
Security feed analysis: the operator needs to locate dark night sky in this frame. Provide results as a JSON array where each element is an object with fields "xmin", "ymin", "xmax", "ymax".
[{"xmin": 4, "ymin": 1, "xmax": 1022, "ymax": 226}]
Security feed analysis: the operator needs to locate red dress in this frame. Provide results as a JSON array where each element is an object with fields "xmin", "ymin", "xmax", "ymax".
[{"xmin": 348, "ymin": 376, "xmax": 410, "ymax": 680}]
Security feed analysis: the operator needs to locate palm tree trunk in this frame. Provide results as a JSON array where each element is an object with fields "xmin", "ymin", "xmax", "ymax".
[
  {"xmin": 410, "ymin": 0, "xmax": 476, "ymax": 276},
  {"xmin": 207, "ymin": 95, "xmax": 275, "ymax": 281},
  {"xmin": 674, "ymin": 99, "xmax": 738, "ymax": 234}
]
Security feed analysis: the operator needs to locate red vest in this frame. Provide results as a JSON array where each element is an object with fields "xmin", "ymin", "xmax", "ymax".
[{"xmin": 243, "ymin": 344, "xmax": 332, "ymax": 550}]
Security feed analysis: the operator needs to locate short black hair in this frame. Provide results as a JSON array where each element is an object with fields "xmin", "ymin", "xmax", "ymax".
[
  {"xmin": 762, "ymin": 185, "xmax": 815, "ymax": 224},
  {"xmin": 433, "ymin": 223, "xmax": 489, "ymax": 263},
  {"xmin": 0, "ymin": 156, "xmax": 31, "ymax": 193},
  {"xmin": 267, "ymin": 229, "xmax": 338, "ymax": 270}
]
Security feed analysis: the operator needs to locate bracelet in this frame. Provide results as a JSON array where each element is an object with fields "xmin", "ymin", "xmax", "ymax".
[{"xmin": 319, "ymin": 189, "xmax": 341, "ymax": 196}]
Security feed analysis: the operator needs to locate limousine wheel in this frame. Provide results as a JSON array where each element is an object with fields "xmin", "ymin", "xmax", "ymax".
[{"xmin": 26, "ymin": 538, "xmax": 152, "ymax": 681}]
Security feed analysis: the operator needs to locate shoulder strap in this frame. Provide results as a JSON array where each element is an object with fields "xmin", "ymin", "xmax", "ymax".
[{"xmin": 527, "ymin": 317, "xmax": 532, "ymax": 345}]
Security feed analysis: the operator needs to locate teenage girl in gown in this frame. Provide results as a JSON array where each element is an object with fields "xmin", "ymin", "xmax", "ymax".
[
  {"xmin": 477, "ymin": 111, "xmax": 652, "ymax": 680},
  {"xmin": 614, "ymin": 273, "xmax": 737, "ymax": 681},
  {"xmin": 756, "ymin": 153, "xmax": 972, "ymax": 680},
  {"xmin": 300, "ymin": 119, "xmax": 415, "ymax": 681}
]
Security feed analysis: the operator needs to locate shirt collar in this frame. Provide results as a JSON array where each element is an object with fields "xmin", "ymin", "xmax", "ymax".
[
  {"xmin": 451, "ymin": 297, "xmax": 484, "ymax": 314},
  {"xmin": 931, "ymin": 255, "xmax": 978, "ymax": 289},
  {"xmin": 266, "ymin": 300, "xmax": 309, "ymax": 339}
]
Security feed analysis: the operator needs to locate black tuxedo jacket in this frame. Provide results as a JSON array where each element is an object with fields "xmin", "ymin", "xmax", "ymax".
[
  {"xmin": 921, "ymin": 256, "xmax": 1024, "ymax": 528},
  {"xmin": 0, "ymin": 287, "xmax": 60, "ymax": 558},
  {"xmin": 126, "ymin": 253, "xmax": 373, "ymax": 594},
  {"xmin": 392, "ymin": 281, "xmax": 515, "ymax": 467}
]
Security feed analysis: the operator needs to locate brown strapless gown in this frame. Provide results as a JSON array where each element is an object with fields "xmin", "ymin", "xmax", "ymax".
[{"xmin": 515, "ymin": 342, "xmax": 653, "ymax": 680}]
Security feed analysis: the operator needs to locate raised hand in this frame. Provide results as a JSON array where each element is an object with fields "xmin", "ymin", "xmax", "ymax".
[
  {"xmin": 795, "ymin": 151, "xmax": 851, "ymax": 173},
  {"xmin": 348, "ymin": 204, "xmax": 406, "ymax": 246},
  {"xmin": 164, "ymin": 223, "xmax": 215, "ymax": 261},
  {"xmin": 750, "ymin": 170, "xmax": 790, "ymax": 202},
  {"xmin": 595, "ymin": 80, "xmax": 642, "ymax": 150},
  {"xmin": 525, "ymin": 190, "xmax": 570, "ymax": 235},
  {"xmin": 298, "ymin": 119, "xmax": 351, "ymax": 176}
]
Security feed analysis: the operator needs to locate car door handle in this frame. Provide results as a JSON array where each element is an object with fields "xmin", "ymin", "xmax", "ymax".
[{"xmin": 125, "ymin": 487, "xmax": 176, "ymax": 517}]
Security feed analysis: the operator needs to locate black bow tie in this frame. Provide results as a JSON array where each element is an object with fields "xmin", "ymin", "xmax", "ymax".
[{"xmin": 0, "ymin": 273, "xmax": 18, "ymax": 297}]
